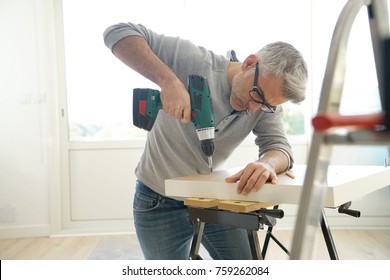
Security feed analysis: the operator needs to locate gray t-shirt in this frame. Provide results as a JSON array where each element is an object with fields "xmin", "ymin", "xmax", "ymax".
[{"xmin": 103, "ymin": 23, "xmax": 293, "ymax": 195}]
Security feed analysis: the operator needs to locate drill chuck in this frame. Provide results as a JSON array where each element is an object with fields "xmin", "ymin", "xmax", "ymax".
[
  {"xmin": 201, "ymin": 139, "xmax": 214, "ymax": 172},
  {"xmin": 196, "ymin": 127, "xmax": 215, "ymax": 171},
  {"xmin": 200, "ymin": 139, "xmax": 214, "ymax": 157}
]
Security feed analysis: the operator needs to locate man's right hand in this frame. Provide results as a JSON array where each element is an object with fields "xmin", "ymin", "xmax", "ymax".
[
  {"xmin": 112, "ymin": 36, "xmax": 191, "ymax": 123},
  {"xmin": 160, "ymin": 78, "xmax": 191, "ymax": 124}
]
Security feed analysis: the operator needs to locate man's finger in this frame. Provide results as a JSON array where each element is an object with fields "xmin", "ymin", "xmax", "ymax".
[
  {"xmin": 235, "ymin": 168, "xmax": 255, "ymax": 194},
  {"xmin": 225, "ymin": 169, "xmax": 244, "ymax": 183},
  {"xmin": 181, "ymin": 105, "xmax": 191, "ymax": 124},
  {"xmin": 241, "ymin": 168, "xmax": 266, "ymax": 195}
]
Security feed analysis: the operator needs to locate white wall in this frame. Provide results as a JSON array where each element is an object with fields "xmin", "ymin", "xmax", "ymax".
[
  {"xmin": 0, "ymin": 0, "xmax": 58, "ymax": 238},
  {"xmin": 0, "ymin": 0, "xmax": 389, "ymax": 239}
]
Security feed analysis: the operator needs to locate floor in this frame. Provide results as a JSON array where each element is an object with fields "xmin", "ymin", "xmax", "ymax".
[{"xmin": 1, "ymin": 229, "xmax": 389, "ymax": 260}]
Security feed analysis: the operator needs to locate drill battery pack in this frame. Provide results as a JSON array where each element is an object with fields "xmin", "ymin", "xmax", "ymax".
[{"xmin": 132, "ymin": 88, "xmax": 161, "ymax": 131}]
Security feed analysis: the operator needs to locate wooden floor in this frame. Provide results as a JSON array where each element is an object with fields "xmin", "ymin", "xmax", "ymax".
[{"xmin": 0, "ymin": 229, "xmax": 389, "ymax": 260}]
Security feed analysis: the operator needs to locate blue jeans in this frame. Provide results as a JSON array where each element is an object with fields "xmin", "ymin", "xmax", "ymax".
[{"xmin": 133, "ymin": 180, "xmax": 253, "ymax": 260}]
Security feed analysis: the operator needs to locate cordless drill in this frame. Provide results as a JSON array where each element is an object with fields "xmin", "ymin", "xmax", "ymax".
[{"xmin": 133, "ymin": 75, "xmax": 215, "ymax": 171}]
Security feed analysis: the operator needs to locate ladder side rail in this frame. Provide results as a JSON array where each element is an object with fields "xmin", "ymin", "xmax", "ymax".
[
  {"xmin": 369, "ymin": 0, "xmax": 390, "ymax": 108},
  {"xmin": 317, "ymin": 0, "xmax": 373, "ymax": 115},
  {"xmin": 290, "ymin": 0, "xmax": 371, "ymax": 259}
]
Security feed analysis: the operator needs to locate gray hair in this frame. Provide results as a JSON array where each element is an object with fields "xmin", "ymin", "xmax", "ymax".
[{"xmin": 256, "ymin": 42, "xmax": 308, "ymax": 103}]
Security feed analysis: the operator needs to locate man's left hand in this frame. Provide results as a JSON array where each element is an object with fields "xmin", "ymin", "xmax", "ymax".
[{"xmin": 225, "ymin": 161, "xmax": 278, "ymax": 195}]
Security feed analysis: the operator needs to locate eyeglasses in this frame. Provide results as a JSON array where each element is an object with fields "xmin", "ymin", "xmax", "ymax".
[{"xmin": 249, "ymin": 62, "xmax": 277, "ymax": 113}]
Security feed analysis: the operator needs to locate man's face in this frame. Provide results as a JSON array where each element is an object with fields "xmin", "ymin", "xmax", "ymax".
[{"xmin": 230, "ymin": 67, "xmax": 286, "ymax": 112}]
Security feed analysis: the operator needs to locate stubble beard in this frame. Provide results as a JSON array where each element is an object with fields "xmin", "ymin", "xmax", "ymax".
[{"xmin": 230, "ymin": 74, "xmax": 246, "ymax": 111}]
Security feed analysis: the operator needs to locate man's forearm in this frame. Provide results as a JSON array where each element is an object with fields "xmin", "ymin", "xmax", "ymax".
[{"xmin": 111, "ymin": 35, "xmax": 178, "ymax": 88}]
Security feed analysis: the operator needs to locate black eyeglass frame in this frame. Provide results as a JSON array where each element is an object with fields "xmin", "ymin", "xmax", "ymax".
[{"xmin": 249, "ymin": 62, "xmax": 277, "ymax": 113}]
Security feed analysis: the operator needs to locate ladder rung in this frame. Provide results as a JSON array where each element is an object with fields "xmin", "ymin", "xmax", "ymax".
[{"xmin": 312, "ymin": 113, "xmax": 384, "ymax": 132}]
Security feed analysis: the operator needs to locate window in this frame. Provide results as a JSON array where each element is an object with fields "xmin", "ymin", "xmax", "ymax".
[{"xmin": 63, "ymin": 0, "xmax": 386, "ymax": 141}]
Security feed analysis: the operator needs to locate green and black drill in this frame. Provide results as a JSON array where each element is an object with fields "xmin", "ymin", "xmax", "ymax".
[{"xmin": 132, "ymin": 75, "xmax": 215, "ymax": 172}]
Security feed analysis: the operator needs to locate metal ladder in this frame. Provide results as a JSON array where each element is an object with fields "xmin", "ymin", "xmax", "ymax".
[{"xmin": 290, "ymin": 0, "xmax": 390, "ymax": 259}]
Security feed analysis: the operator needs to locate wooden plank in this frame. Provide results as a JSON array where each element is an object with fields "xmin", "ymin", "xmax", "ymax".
[
  {"xmin": 184, "ymin": 198, "xmax": 276, "ymax": 213},
  {"xmin": 285, "ymin": 170, "xmax": 296, "ymax": 179},
  {"xmin": 217, "ymin": 200, "xmax": 276, "ymax": 213},
  {"xmin": 184, "ymin": 198, "xmax": 219, "ymax": 208}
]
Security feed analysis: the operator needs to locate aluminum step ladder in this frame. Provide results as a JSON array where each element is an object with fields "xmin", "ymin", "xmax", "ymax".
[{"xmin": 290, "ymin": 0, "xmax": 390, "ymax": 259}]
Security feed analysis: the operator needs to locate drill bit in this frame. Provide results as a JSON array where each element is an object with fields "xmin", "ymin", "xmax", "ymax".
[{"xmin": 208, "ymin": 156, "xmax": 213, "ymax": 173}]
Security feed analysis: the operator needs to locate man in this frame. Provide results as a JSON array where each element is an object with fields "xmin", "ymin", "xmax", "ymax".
[{"xmin": 103, "ymin": 22, "xmax": 308, "ymax": 259}]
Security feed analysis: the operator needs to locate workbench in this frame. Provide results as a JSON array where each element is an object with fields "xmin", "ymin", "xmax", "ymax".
[{"xmin": 165, "ymin": 164, "xmax": 390, "ymax": 259}]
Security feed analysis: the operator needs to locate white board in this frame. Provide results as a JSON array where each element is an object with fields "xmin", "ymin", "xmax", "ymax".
[{"xmin": 165, "ymin": 165, "xmax": 390, "ymax": 207}]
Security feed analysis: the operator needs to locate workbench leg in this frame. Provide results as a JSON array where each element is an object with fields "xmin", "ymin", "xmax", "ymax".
[
  {"xmin": 261, "ymin": 226, "xmax": 272, "ymax": 259},
  {"xmin": 320, "ymin": 209, "xmax": 339, "ymax": 260},
  {"xmin": 189, "ymin": 219, "xmax": 205, "ymax": 260},
  {"xmin": 262, "ymin": 226, "xmax": 290, "ymax": 258},
  {"xmin": 261, "ymin": 205, "xmax": 290, "ymax": 258},
  {"xmin": 247, "ymin": 230, "xmax": 263, "ymax": 260}
]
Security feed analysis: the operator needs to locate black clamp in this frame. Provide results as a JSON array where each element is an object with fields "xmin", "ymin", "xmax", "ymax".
[
  {"xmin": 338, "ymin": 201, "xmax": 361, "ymax": 217},
  {"xmin": 257, "ymin": 208, "xmax": 284, "ymax": 228}
]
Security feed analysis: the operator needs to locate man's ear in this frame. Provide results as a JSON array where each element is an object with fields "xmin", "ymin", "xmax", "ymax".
[{"xmin": 241, "ymin": 54, "xmax": 259, "ymax": 71}]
